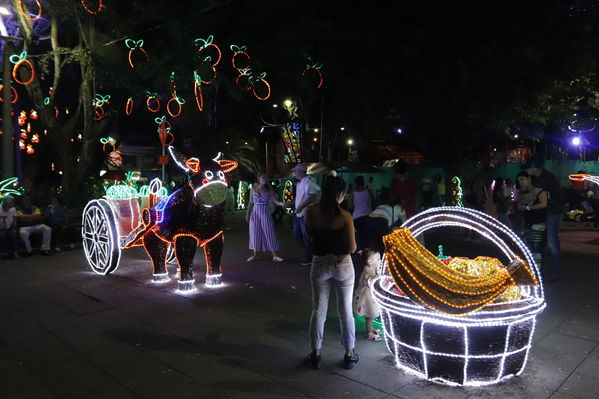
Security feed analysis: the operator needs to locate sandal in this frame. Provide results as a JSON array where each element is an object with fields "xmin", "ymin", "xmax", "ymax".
[{"xmin": 365, "ymin": 331, "xmax": 382, "ymax": 342}]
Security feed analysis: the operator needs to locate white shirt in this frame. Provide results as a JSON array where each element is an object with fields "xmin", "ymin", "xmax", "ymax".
[
  {"xmin": 0, "ymin": 207, "xmax": 16, "ymax": 230},
  {"xmin": 352, "ymin": 190, "xmax": 372, "ymax": 219},
  {"xmin": 370, "ymin": 204, "xmax": 406, "ymax": 227},
  {"xmin": 295, "ymin": 176, "xmax": 321, "ymax": 217}
]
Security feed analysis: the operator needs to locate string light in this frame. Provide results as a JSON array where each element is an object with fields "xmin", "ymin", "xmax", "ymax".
[
  {"xmin": 146, "ymin": 91, "xmax": 160, "ymax": 112},
  {"xmin": 230, "ymin": 44, "xmax": 251, "ymax": 71},
  {"xmin": 167, "ymin": 96, "xmax": 185, "ymax": 118},
  {"xmin": 251, "ymin": 72, "xmax": 271, "ymax": 101},
  {"xmin": 81, "ymin": 0, "xmax": 103, "ymax": 15},
  {"xmin": 372, "ymin": 206, "xmax": 545, "ymax": 386},
  {"xmin": 235, "ymin": 68, "xmax": 253, "ymax": 91},
  {"xmin": 0, "ymin": 178, "xmax": 22, "ymax": 198},
  {"xmin": 193, "ymin": 72, "xmax": 204, "ymax": 111},
  {"xmin": 0, "ymin": 83, "xmax": 18, "ymax": 103},
  {"xmin": 125, "ymin": 97, "xmax": 134, "ymax": 115},
  {"xmin": 18, "ymin": 0, "xmax": 42, "ymax": 21},
  {"xmin": 125, "ymin": 39, "xmax": 149, "ymax": 69},
  {"xmin": 301, "ymin": 56, "xmax": 323, "ymax": 89},
  {"xmin": 10, "ymin": 51, "xmax": 35, "ymax": 85},
  {"xmin": 450, "ymin": 176, "xmax": 464, "ymax": 207},
  {"xmin": 194, "ymin": 35, "xmax": 222, "ymax": 67}
]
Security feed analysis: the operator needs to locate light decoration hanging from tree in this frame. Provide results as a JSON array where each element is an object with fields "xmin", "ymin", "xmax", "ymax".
[
  {"xmin": 282, "ymin": 122, "xmax": 302, "ymax": 164},
  {"xmin": 0, "ymin": 178, "xmax": 22, "ymax": 198},
  {"xmin": 194, "ymin": 35, "xmax": 222, "ymax": 68},
  {"xmin": 372, "ymin": 206, "xmax": 545, "ymax": 386},
  {"xmin": 155, "ymin": 116, "xmax": 174, "ymax": 147},
  {"xmin": 301, "ymin": 56, "xmax": 323, "ymax": 89},
  {"xmin": 125, "ymin": 97, "xmax": 134, "ymax": 115},
  {"xmin": 449, "ymin": 176, "xmax": 464, "ymax": 207},
  {"xmin": 146, "ymin": 91, "xmax": 160, "ymax": 112},
  {"xmin": 193, "ymin": 71, "xmax": 204, "ymax": 111},
  {"xmin": 230, "ymin": 44, "xmax": 251, "ymax": 72},
  {"xmin": 92, "ymin": 93, "xmax": 110, "ymax": 121},
  {"xmin": 10, "ymin": 51, "xmax": 35, "ymax": 85},
  {"xmin": 81, "ymin": 0, "xmax": 104, "ymax": 15},
  {"xmin": 250, "ymin": 72, "xmax": 271, "ymax": 101},
  {"xmin": 17, "ymin": 109, "xmax": 41, "ymax": 155},
  {"xmin": 125, "ymin": 39, "xmax": 149, "ymax": 69},
  {"xmin": 235, "ymin": 68, "xmax": 253, "ymax": 91},
  {"xmin": 0, "ymin": 80, "xmax": 18, "ymax": 104},
  {"xmin": 166, "ymin": 72, "xmax": 185, "ymax": 118},
  {"xmin": 18, "ymin": 0, "xmax": 42, "ymax": 21}
]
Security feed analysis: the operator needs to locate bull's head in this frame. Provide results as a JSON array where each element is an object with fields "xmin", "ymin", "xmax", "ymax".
[{"xmin": 168, "ymin": 146, "xmax": 238, "ymax": 206}]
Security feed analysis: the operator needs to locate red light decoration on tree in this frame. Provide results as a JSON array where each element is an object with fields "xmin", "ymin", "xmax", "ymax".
[
  {"xmin": 302, "ymin": 57, "xmax": 323, "ymax": 89},
  {"xmin": 251, "ymin": 72, "xmax": 271, "ymax": 101},
  {"xmin": 125, "ymin": 39, "xmax": 149, "ymax": 69},
  {"xmin": 81, "ymin": 0, "xmax": 104, "ymax": 14},
  {"xmin": 230, "ymin": 45, "xmax": 251, "ymax": 72},
  {"xmin": 195, "ymin": 35, "xmax": 222, "ymax": 68},
  {"xmin": 146, "ymin": 91, "xmax": 160, "ymax": 113},
  {"xmin": 0, "ymin": 84, "xmax": 18, "ymax": 104},
  {"xmin": 10, "ymin": 51, "xmax": 35, "ymax": 85},
  {"xmin": 193, "ymin": 72, "xmax": 204, "ymax": 112},
  {"xmin": 125, "ymin": 97, "xmax": 134, "ymax": 116}
]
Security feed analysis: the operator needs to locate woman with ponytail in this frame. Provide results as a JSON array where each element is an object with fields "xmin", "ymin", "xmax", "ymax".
[{"xmin": 304, "ymin": 176, "xmax": 359, "ymax": 370}]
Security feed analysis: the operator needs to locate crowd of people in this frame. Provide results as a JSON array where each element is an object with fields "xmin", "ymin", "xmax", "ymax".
[{"xmin": 0, "ymin": 195, "xmax": 72, "ymax": 259}]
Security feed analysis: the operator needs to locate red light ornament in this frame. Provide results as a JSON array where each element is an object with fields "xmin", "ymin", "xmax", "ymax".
[
  {"xmin": 251, "ymin": 72, "xmax": 271, "ymax": 101},
  {"xmin": 10, "ymin": 51, "xmax": 35, "ymax": 85},
  {"xmin": 81, "ymin": 0, "xmax": 103, "ymax": 14},
  {"xmin": 125, "ymin": 97, "xmax": 134, "ymax": 116},
  {"xmin": 125, "ymin": 39, "xmax": 149, "ymax": 69},
  {"xmin": 230, "ymin": 44, "xmax": 251, "ymax": 72},
  {"xmin": 193, "ymin": 72, "xmax": 204, "ymax": 112},
  {"xmin": 146, "ymin": 91, "xmax": 160, "ymax": 113},
  {"xmin": 302, "ymin": 57, "xmax": 324, "ymax": 89},
  {"xmin": 194, "ymin": 35, "xmax": 221, "ymax": 68},
  {"xmin": 0, "ymin": 83, "xmax": 18, "ymax": 104}
]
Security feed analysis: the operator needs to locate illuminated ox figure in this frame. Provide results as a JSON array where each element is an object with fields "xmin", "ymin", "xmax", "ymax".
[{"xmin": 123, "ymin": 146, "xmax": 238, "ymax": 291}]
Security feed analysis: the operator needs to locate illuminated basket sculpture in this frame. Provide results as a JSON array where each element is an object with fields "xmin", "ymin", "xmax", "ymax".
[{"xmin": 372, "ymin": 207, "xmax": 546, "ymax": 386}]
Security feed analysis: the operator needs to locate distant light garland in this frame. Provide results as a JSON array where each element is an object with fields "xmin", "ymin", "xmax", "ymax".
[
  {"xmin": 0, "ymin": 83, "xmax": 18, "ymax": 103},
  {"xmin": 10, "ymin": 51, "xmax": 35, "ymax": 85},
  {"xmin": 125, "ymin": 39, "xmax": 149, "ymax": 69},
  {"xmin": 81, "ymin": 0, "xmax": 104, "ymax": 15},
  {"xmin": 301, "ymin": 57, "xmax": 323, "ymax": 89},
  {"xmin": 18, "ymin": 0, "xmax": 42, "ymax": 21},
  {"xmin": 125, "ymin": 97, "xmax": 134, "ymax": 115}
]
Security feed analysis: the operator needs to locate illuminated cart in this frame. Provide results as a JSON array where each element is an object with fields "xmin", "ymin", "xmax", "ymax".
[
  {"xmin": 81, "ymin": 181, "xmax": 174, "ymax": 275},
  {"xmin": 372, "ymin": 207, "xmax": 546, "ymax": 386}
]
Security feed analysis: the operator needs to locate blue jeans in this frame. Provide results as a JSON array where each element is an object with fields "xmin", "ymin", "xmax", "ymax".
[
  {"xmin": 309, "ymin": 255, "xmax": 356, "ymax": 350},
  {"xmin": 544, "ymin": 213, "xmax": 561, "ymax": 278},
  {"xmin": 293, "ymin": 215, "xmax": 313, "ymax": 262}
]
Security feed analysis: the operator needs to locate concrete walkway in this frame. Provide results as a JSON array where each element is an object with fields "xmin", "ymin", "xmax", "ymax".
[{"xmin": 1, "ymin": 212, "xmax": 598, "ymax": 398}]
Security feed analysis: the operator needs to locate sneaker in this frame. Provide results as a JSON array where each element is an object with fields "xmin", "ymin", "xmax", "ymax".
[
  {"xmin": 272, "ymin": 256, "xmax": 284, "ymax": 262},
  {"xmin": 344, "ymin": 353, "xmax": 359, "ymax": 369},
  {"xmin": 54, "ymin": 247, "xmax": 62, "ymax": 252},
  {"xmin": 41, "ymin": 250, "xmax": 52, "ymax": 256},
  {"xmin": 300, "ymin": 260, "xmax": 312, "ymax": 266},
  {"xmin": 306, "ymin": 353, "xmax": 321, "ymax": 369},
  {"xmin": 246, "ymin": 255, "xmax": 256, "ymax": 262}
]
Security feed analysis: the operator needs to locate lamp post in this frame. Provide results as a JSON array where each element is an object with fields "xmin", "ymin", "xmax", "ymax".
[{"xmin": 0, "ymin": 7, "xmax": 15, "ymax": 179}]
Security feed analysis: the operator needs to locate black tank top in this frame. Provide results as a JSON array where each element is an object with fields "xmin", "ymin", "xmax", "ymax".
[
  {"xmin": 524, "ymin": 190, "xmax": 546, "ymax": 225},
  {"xmin": 311, "ymin": 227, "xmax": 348, "ymax": 256}
]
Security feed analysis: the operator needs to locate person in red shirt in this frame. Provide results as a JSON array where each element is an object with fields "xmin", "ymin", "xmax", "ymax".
[{"xmin": 390, "ymin": 164, "xmax": 418, "ymax": 218}]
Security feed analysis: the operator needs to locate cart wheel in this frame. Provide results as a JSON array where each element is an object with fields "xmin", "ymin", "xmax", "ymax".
[
  {"xmin": 82, "ymin": 199, "xmax": 121, "ymax": 275},
  {"xmin": 166, "ymin": 245, "xmax": 176, "ymax": 264}
]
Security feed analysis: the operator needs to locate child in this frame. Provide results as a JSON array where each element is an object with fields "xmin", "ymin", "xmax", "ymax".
[{"xmin": 353, "ymin": 249, "xmax": 382, "ymax": 341}]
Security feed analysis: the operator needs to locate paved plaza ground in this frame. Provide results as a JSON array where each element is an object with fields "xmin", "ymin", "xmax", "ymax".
[{"xmin": 1, "ymin": 212, "xmax": 599, "ymax": 399}]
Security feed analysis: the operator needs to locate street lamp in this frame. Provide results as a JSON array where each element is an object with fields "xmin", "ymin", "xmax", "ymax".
[
  {"xmin": 347, "ymin": 139, "xmax": 354, "ymax": 146},
  {"xmin": 340, "ymin": 127, "xmax": 345, "ymax": 131},
  {"xmin": 272, "ymin": 104, "xmax": 278, "ymax": 108},
  {"xmin": 283, "ymin": 99, "xmax": 293, "ymax": 108}
]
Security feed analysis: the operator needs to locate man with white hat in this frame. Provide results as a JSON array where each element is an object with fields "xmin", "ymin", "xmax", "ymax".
[{"xmin": 290, "ymin": 163, "xmax": 321, "ymax": 265}]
